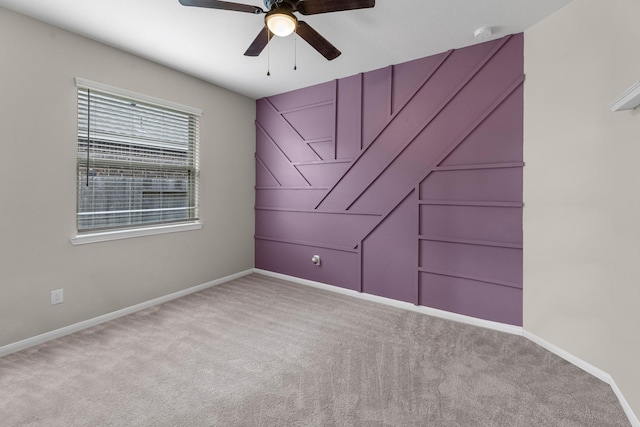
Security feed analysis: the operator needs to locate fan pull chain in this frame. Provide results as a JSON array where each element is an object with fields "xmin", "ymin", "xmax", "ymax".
[
  {"xmin": 267, "ymin": 30, "xmax": 271, "ymax": 76},
  {"xmin": 294, "ymin": 28, "xmax": 297, "ymax": 71}
]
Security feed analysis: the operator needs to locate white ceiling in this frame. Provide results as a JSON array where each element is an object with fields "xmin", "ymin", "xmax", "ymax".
[{"xmin": 0, "ymin": 0, "xmax": 572, "ymax": 99}]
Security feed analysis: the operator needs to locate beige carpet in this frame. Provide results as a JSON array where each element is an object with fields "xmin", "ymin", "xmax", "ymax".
[{"xmin": 0, "ymin": 274, "xmax": 630, "ymax": 426}]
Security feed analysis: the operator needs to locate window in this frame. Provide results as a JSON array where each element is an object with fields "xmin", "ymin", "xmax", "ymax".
[{"xmin": 76, "ymin": 78, "xmax": 200, "ymax": 236}]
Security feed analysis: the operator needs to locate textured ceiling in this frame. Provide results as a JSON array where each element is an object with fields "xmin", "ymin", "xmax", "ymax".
[{"xmin": 0, "ymin": 0, "xmax": 572, "ymax": 99}]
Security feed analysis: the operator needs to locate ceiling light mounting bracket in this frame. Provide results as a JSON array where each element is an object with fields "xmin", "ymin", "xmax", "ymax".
[{"xmin": 264, "ymin": 0, "xmax": 292, "ymax": 10}]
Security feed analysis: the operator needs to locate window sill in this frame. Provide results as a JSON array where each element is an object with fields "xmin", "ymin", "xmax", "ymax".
[{"xmin": 70, "ymin": 222, "xmax": 202, "ymax": 245}]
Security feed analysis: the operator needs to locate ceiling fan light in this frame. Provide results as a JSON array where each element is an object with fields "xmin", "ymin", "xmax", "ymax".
[{"xmin": 266, "ymin": 11, "xmax": 297, "ymax": 37}]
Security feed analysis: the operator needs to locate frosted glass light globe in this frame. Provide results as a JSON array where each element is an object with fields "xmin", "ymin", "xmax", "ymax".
[{"xmin": 266, "ymin": 12, "xmax": 296, "ymax": 37}]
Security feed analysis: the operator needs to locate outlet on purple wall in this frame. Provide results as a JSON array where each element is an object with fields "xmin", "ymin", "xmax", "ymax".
[{"xmin": 255, "ymin": 34, "xmax": 524, "ymax": 326}]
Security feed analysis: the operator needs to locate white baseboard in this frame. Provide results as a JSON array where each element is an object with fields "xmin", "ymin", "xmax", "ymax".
[
  {"xmin": 523, "ymin": 331, "xmax": 640, "ymax": 427},
  {"xmin": 253, "ymin": 269, "xmax": 523, "ymax": 335},
  {"xmin": 254, "ymin": 268, "xmax": 639, "ymax": 427},
  {"xmin": 0, "ymin": 269, "xmax": 254, "ymax": 358}
]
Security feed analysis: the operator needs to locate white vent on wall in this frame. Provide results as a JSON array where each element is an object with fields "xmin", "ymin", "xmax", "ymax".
[{"xmin": 609, "ymin": 81, "xmax": 640, "ymax": 112}]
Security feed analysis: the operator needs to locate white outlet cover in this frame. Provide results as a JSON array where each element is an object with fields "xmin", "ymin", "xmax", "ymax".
[{"xmin": 51, "ymin": 289, "xmax": 64, "ymax": 305}]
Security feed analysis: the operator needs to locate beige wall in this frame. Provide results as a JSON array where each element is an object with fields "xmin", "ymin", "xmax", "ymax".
[
  {"xmin": 524, "ymin": 0, "xmax": 640, "ymax": 417},
  {"xmin": 0, "ymin": 7, "xmax": 255, "ymax": 347}
]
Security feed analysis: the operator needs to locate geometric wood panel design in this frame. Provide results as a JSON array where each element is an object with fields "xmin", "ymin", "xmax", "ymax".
[{"xmin": 255, "ymin": 34, "xmax": 524, "ymax": 325}]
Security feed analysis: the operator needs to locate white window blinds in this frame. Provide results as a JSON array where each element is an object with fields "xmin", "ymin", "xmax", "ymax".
[{"xmin": 76, "ymin": 79, "xmax": 200, "ymax": 233}]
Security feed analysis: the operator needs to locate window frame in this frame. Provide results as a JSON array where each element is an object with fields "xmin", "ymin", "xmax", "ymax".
[{"xmin": 72, "ymin": 78, "xmax": 202, "ymax": 245}]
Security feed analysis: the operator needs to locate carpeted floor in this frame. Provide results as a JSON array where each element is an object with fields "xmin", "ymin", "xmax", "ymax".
[{"xmin": 0, "ymin": 274, "xmax": 630, "ymax": 426}]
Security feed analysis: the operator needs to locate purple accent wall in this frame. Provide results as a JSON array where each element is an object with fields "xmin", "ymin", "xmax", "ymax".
[{"xmin": 255, "ymin": 34, "xmax": 524, "ymax": 326}]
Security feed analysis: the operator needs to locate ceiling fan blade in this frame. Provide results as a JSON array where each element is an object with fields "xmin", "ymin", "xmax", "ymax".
[
  {"xmin": 297, "ymin": 0, "xmax": 374, "ymax": 15},
  {"xmin": 244, "ymin": 27, "xmax": 272, "ymax": 56},
  {"xmin": 178, "ymin": 0, "xmax": 263, "ymax": 14},
  {"xmin": 296, "ymin": 21, "xmax": 341, "ymax": 60}
]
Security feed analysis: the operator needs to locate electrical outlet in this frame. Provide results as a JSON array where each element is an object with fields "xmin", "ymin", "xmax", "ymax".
[{"xmin": 50, "ymin": 289, "xmax": 64, "ymax": 305}]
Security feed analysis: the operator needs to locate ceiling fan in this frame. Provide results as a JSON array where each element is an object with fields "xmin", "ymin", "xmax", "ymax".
[{"xmin": 178, "ymin": 0, "xmax": 375, "ymax": 61}]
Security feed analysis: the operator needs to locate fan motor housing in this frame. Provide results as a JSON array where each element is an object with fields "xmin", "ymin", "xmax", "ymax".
[{"xmin": 264, "ymin": 0, "xmax": 295, "ymax": 11}]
